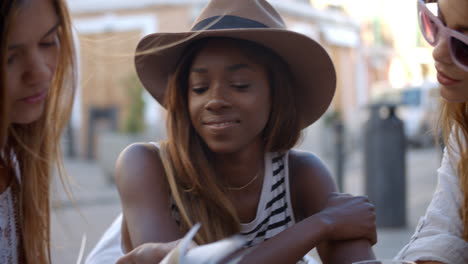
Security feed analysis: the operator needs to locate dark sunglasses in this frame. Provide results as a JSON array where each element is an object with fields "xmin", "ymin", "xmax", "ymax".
[{"xmin": 417, "ymin": 0, "xmax": 468, "ymax": 71}]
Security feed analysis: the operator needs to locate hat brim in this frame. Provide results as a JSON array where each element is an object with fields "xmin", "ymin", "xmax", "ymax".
[{"xmin": 135, "ymin": 28, "xmax": 336, "ymax": 128}]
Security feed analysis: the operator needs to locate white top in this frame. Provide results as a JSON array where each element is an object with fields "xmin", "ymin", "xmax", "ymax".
[
  {"xmin": 395, "ymin": 144, "xmax": 468, "ymax": 263},
  {"xmin": 0, "ymin": 185, "xmax": 19, "ymax": 264},
  {"xmin": 85, "ymin": 213, "xmax": 123, "ymax": 264},
  {"xmin": 0, "ymin": 154, "xmax": 20, "ymax": 264},
  {"xmin": 239, "ymin": 152, "xmax": 297, "ymax": 246}
]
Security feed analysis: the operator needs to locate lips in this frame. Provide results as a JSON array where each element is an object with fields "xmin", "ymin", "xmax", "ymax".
[
  {"xmin": 436, "ymin": 68, "xmax": 461, "ymax": 86},
  {"xmin": 203, "ymin": 118, "xmax": 240, "ymax": 130},
  {"xmin": 21, "ymin": 89, "xmax": 48, "ymax": 104}
]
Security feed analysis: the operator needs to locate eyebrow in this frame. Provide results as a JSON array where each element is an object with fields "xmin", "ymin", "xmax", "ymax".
[
  {"xmin": 227, "ymin": 63, "xmax": 254, "ymax": 72},
  {"xmin": 8, "ymin": 22, "xmax": 60, "ymax": 50}
]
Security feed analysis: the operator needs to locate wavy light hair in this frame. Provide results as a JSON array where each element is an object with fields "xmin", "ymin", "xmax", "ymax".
[
  {"xmin": 439, "ymin": 100, "xmax": 468, "ymax": 241},
  {"xmin": 1, "ymin": 0, "xmax": 76, "ymax": 262},
  {"xmin": 0, "ymin": 0, "xmax": 13, "ymax": 147},
  {"xmin": 159, "ymin": 38, "xmax": 301, "ymax": 244}
]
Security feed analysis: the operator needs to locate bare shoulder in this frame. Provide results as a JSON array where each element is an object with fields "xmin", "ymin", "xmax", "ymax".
[
  {"xmin": 115, "ymin": 142, "xmax": 181, "ymax": 248},
  {"xmin": 115, "ymin": 142, "xmax": 168, "ymax": 201},
  {"xmin": 288, "ymin": 150, "xmax": 337, "ymax": 219}
]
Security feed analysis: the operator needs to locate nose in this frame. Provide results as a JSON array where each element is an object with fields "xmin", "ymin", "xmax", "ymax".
[
  {"xmin": 432, "ymin": 37, "xmax": 453, "ymax": 66},
  {"xmin": 23, "ymin": 50, "xmax": 53, "ymax": 86},
  {"xmin": 205, "ymin": 83, "xmax": 231, "ymax": 111}
]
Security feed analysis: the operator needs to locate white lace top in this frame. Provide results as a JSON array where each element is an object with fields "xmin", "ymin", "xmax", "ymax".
[
  {"xmin": 395, "ymin": 143, "xmax": 468, "ymax": 263},
  {"xmin": 0, "ymin": 183, "xmax": 19, "ymax": 264}
]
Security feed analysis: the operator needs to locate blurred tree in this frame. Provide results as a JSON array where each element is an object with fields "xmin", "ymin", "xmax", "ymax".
[{"xmin": 122, "ymin": 74, "xmax": 145, "ymax": 134}]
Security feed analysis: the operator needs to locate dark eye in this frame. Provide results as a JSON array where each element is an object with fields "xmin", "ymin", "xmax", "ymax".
[
  {"xmin": 232, "ymin": 84, "xmax": 250, "ymax": 90},
  {"xmin": 7, "ymin": 54, "xmax": 18, "ymax": 65},
  {"xmin": 192, "ymin": 86, "xmax": 208, "ymax": 94},
  {"xmin": 40, "ymin": 40, "xmax": 57, "ymax": 48},
  {"xmin": 40, "ymin": 34, "xmax": 58, "ymax": 48}
]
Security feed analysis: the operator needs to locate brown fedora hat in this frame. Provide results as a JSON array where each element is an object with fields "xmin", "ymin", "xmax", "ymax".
[{"xmin": 135, "ymin": 0, "xmax": 336, "ymax": 128}]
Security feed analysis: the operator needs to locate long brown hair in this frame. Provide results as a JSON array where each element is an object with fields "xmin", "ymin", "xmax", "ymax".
[
  {"xmin": 0, "ymin": 0, "xmax": 13, "ymax": 147},
  {"xmin": 159, "ymin": 38, "xmax": 301, "ymax": 244},
  {"xmin": 439, "ymin": 100, "xmax": 468, "ymax": 241},
  {"xmin": 1, "ymin": 0, "xmax": 76, "ymax": 262}
]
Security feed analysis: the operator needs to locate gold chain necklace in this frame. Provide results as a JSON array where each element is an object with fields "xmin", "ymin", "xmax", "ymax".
[{"xmin": 226, "ymin": 168, "xmax": 262, "ymax": 191}]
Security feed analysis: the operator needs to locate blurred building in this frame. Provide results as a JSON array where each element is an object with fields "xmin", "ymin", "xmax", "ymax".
[{"xmin": 67, "ymin": 0, "xmax": 365, "ymax": 159}]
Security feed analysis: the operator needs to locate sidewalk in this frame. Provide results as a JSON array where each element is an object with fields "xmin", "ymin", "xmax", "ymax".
[
  {"xmin": 342, "ymin": 147, "xmax": 440, "ymax": 259},
  {"xmin": 50, "ymin": 147, "xmax": 441, "ymax": 263}
]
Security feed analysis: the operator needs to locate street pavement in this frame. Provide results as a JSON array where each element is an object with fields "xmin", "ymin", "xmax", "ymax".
[{"xmin": 50, "ymin": 146, "xmax": 441, "ymax": 263}]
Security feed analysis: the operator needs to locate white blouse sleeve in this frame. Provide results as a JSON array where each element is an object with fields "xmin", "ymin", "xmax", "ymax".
[
  {"xmin": 85, "ymin": 213, "xmax": 124, "ymax": 264},
  {"xmin": 395, "ymin": 147, "xmax": 468, "ymax": 263}
]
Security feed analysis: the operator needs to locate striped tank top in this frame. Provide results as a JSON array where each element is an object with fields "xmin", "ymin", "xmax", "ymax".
[
  {"xmin": 170, "ymin": 151, "xmax": 296, "ymax": 245},
  {"xmin": 239, "ymin": 151, "xmax": 295, "ymax": 246},
  {"xmin": 239, "ymin": 152, "xmax": 314, "ymax": 263},
  {"xmin": 170, "ymin": 150, "xmax": 315, "ymax": 263}
]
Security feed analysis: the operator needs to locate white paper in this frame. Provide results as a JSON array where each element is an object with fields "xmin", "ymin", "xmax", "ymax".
[{"xmin": 160, "ymin": 223, "xmax": 247, "ymax": 264}]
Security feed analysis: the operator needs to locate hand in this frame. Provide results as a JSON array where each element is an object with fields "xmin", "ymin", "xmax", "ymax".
[
  {"xmin": 116, "ymin": 241, "xmax": 180, "ymax": 264},
  {"xmin": 318, "ymin": 192, "xmax": 377, "ymax": 244}
]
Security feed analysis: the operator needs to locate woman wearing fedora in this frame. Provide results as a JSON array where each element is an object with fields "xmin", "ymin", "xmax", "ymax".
[{"xmin": 86, "ymin": 0, "xmax": 377, "ymax": 263}]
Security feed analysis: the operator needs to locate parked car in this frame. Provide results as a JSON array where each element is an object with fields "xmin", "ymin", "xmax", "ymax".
[
  {"xmin": 371, "ymin": 82, "xmax": 440, "ymax": 147},
  {"xmin": 398, "ymin": 83, "xmax": 440, "ymax": 147}
]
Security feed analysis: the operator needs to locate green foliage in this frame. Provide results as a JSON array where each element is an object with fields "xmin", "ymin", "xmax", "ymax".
[
  {"xmin": 323, "ymin": 109, "xmax": 342, "ymax": 126},
  {"xmin": 123, "ymin": 74, "xmax": 145, "ymax": 134}
]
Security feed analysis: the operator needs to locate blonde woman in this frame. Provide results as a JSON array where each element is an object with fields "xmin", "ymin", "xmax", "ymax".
[
  {"xmin": 0, "ymin": 0, "xmax": 76, "ymax": 263},
  {"xmin": 396, "ymin": 0, "xmax": 468, "ymax": 263}
]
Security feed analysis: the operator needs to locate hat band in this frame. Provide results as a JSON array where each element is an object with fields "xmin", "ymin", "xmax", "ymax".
[{"xmin": 191, "ymin": 15, "xmax": 268, "ymax": 31}]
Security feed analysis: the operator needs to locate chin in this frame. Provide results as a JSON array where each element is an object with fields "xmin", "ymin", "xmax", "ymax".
[
  {"xmin": 11, "ymin": 106, "xmax": 45, "ymax": 125},
  {"xmin": 206, "ymin": 145, "xmax": 235, "ymax": 154},
  {"xmin": 12, "ymin": 115, "xmax": 43, "ymax": 125},
  {"xmin": 205, "ymin": 141, "xmax": 240, "ymax": 154},
  {"xmin": 440, "ymin": 84, "xmax": 468, "ymax": 103}
]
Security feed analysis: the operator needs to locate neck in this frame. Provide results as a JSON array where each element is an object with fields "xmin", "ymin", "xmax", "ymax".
[{"xmin": 214, "ymin": 140, "xmax": 265, "ymax": 189}]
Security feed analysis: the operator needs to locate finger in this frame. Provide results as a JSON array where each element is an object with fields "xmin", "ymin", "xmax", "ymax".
[
  {"xmin": 371, "ymin": 230, "xmax": 378, "ymax": 245},
  {"xmin": 116, "ymin": 254, "xmax": 134, "ymax": 264},
  {"xmin": 357, "ymin": 195, "xmax": 370, "ymax": 202},
  {"xmin": 336, "ymin": 192, "xmax": 353, "ymax": 197}
]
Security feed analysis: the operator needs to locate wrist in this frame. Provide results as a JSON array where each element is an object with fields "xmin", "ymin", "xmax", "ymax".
[{"xmin": 313, "ymin": 212, "xmax": 335, "ymax": 240}]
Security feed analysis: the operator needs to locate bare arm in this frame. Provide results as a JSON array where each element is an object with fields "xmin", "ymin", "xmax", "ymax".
[
  {"xmin": 114, "ymin": 143, "xmax": 182, "ymax": 252},
  {"xmin": 116, "ymin": 147, "xmax": 375, "ymax": 264},
  {"xmin": 291, "ymin": 150, "xmax": 376, "ymax": 263},
  {"xmin": 237, "ymin": 151, "xmax": 376, "ymax": 264}
]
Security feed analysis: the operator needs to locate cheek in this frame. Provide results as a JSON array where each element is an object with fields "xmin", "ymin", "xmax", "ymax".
[
  {"xmin": 259, "ymin": 84, "xmax": 272, "ymax": 121},
  {"xmin": 249, "ymin": 89, "xmax": 271, "ymax": 128},
  {"xmin": 259, "ymin": 98, "xmax": 271, "ymax": 126},
  {"xmin": 462, "ymin": 71, "xmax": 468, "ymax": 82},
  {"xmin": 188, "ymin": 94, "xmax": 201, "ymax": 124},
  {"xmin": 49, "ymin": 45, "xmax": 60, "ymax": 73},
  {"xmin": 5, "ymin": 69, "xmax": 21, "ymax": 102}
]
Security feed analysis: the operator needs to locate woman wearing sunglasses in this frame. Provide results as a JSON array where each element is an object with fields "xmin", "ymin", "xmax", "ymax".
[{"xmin": 396, "ymin": 0, "xmax": 468, "ymax": 263}]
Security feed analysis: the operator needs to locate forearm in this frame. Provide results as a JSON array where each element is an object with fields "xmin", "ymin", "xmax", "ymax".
[
  {"xmin": 239, "ymin": 214, "xmax": 329, "ymax": 264},
  {"xmin": 319, "ymin": 239, "xmax": 375, "ymax": 264}
]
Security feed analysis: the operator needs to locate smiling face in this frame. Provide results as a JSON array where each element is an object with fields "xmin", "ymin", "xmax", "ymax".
[
  {"xmin": 188, "ymin": 39, "xmax": 271, "ymax": 154},
  {"xmin": 5, "ymin": 0, "xmax": 60, "ymax": 124},
  {"xmin": 433, "ymin": 0, "xmax": 468, "ymax": 102}
]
